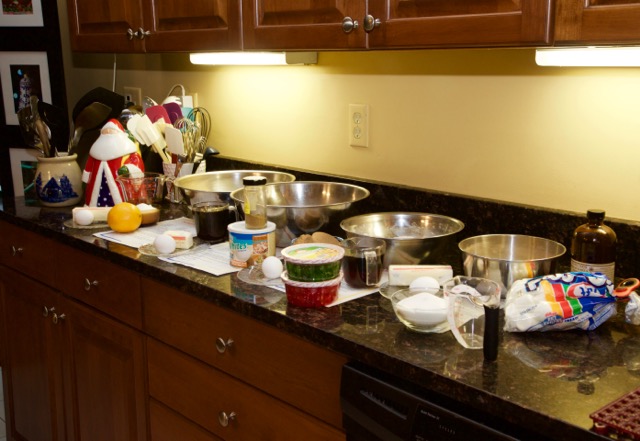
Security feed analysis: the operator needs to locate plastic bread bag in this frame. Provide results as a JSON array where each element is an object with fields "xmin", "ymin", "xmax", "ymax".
[{"xmin": 504, "ymin": 272, "xmax": 617, "ymax": 332}]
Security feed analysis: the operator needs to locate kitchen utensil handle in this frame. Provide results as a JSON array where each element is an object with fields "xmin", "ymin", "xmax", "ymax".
[{"xmin": 483, "ymin": 306, "xmax": 499, "ymax": 362}]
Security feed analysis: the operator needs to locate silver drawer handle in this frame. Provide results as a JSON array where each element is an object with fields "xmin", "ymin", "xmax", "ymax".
[
  {"xmin": 52, "ymin": 313, "xmax": 66, "ymax": 325},
  {"xmin": 11, "ymin": 246, "xmax": 23, "ymax": 256},
  {"xmin": 218, "ymin": 411, "xmax": 236, "ymax": 427},
  {"xmin": 342, "ymin": 16, "xmax": 359, "ymax": 34},
  {"xmin": 84, "ymin": 278, "xmax": 99, "ymax": 291},
  {"xmin": 363, "ymin": 14, "xmax": 381, "ymax": 33},
  {"xmin": 215, "ymin": 337, "xmax": 234, "ymax": 354},
  {"xmin": 43, "ymin": 306, "xmax": 55, "ymax": 317}
]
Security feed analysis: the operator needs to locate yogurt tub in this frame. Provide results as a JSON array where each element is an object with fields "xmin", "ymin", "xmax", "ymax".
[
  {"xmin": 281, "ymin": 243, "xmax": 345, "ymax": 282},
  {"xmin": 281, "ymin": 271, "xmax": 343, "ymax": 308},
  {"xmin": 228, "ymin": 221, "xmax": 276, "ymax": 268}
]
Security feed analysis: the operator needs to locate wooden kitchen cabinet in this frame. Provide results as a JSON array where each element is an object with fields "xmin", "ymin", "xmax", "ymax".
[
  {"xmin": 242, "ymin": 0, "xmax": 552, "ymax": 50},
  {"xmin": 554, "ymin": 0, "xmax": 640, "ymax": 45},
  {"xmin": 1, "ymin": 268, "xmax": 147, "ymax": 441},
  {"xmin": 67, "ymin": 0, "xmax": 242, "ymax": 53},
  {"xmin": 0, "ymin": 222, "xmax": 147, "ymax": 441},
  {"xmin": 143, "ymin": 278, "xmax": 347, "ymax": 439}
]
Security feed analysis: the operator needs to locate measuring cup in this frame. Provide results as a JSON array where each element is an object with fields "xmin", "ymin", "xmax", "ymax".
[
  {"xmin": 444, "ymin": 276, "xmax": 501, "ymax": 361},
  {"xmin": 341, "ymin": 237, "xmax": 386, "ymax": 288}
]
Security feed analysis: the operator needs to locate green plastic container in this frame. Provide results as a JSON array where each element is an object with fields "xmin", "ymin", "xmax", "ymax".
[{"xmin": 281, "ymin": 243, "xmax": 344, "ymax": 282}]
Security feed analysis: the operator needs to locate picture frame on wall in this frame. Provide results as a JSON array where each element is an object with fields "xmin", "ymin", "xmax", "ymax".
[
  {"xmin": 0, "ymin": 0, "xmax": 43, "ymax": 27},
  {"xmin": 9, "ymin": 147, "xmax": 38, "ymax": 197},
  {"xmin": 0, "ymin": 51, "xmax": 51, "ymax": 125}
]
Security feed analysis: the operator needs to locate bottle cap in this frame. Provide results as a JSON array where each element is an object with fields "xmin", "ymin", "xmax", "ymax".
[
  {"xmin": 587, "ymin": 209, "xmax": 605, "ymax": 221},
  {"xmin": 243, "ymin": 176, "xmax": 267, "ymax": 186}
]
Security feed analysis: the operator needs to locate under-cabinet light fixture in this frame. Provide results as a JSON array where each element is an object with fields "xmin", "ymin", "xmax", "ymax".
[
  {"xmin": 536, "ymin": 47, "xmax": 640, "ymax": 67},
  {"xmin": 189, "ymin": 52, "xmax": 317, "ymax": 66}
]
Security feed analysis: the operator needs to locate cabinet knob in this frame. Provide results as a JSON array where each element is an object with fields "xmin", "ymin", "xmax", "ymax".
[
  {"xmin": 215, "ymin": 337, "xmax": 234, "ymax": 354},
  {"xmin": 363, "ymin": 15, "xmax": 381, "ymax": 33},
  {"xmin": 43, "ymin": 306, "xmax": 55, "ymax": 317},
  {"xmin": 136, "ymin": 27, "xmax": 151, "ymax": 40},
  {"xmin": 52, "ymin": 313, "xmax": 66, "ymax": 325},
  {"xmin": 127, "ymin": 28, "xmax": 136, "ymax": 40},
  {"xmin": 342, "ymin": 17, "xmax": 359, "ymax": 34},
  {"xmin": 11, "ymin": 246, "xmax": 23, "ymax": 256},
  {"xmin": 218, "ymin": 411, "xmax": 236, "ymax": 427},
  {"xmin": 84, "ymin": 278, "xmax": 99, "ymax": 291}
]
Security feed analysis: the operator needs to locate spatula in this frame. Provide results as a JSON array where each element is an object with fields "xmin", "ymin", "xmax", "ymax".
[{"xmin": 145, "ymin": 105, "xmax": 171, "ymax": 124}]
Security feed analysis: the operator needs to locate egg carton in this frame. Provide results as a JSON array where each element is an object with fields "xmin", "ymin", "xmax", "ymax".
[{"xmin": 590, "ymin": 387, "xmax": 640, "ymax": 439}]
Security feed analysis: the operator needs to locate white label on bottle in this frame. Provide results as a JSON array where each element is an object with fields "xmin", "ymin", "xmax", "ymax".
[{"xmin": 570, "ymin": 259, "xmax": 615, "ymax": 280}]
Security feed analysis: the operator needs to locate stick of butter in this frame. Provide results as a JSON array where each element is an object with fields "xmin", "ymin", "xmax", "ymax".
[
  {"xmin": 72, "ymin": 206, "xmax": 112, "ymax": 224},
  {"xmin": 388, "ymin": 265, "xmax": 453, "ymax": 286},
  {"xmin": 164, "ymin": 230, "xmax": 194, "ymax": 249}
]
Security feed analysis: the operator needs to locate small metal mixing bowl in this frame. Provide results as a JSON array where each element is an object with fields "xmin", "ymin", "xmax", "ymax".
[
  {"xmin": 231, "ymin": 181, "xmax": 370, "ymax": 247},
  {"xmin": 458, "ymin": 234, "xmax": 566, "ymax": 296},
  {"xmin": 340, "ymin": 212, "xmax": 465, "ymax": 267},
  {"xmin": 174, "ymin": 170, "xmax": 296, "ymax": 206}
]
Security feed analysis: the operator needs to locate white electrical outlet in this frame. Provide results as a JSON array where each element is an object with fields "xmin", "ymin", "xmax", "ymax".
[
  {"xmin": 349, "ymin": 103, "xmax": 369, "ymax": 148},
  {"xmin": 123, "ymin": 86, "xmax": 142, "ymax": 106}
]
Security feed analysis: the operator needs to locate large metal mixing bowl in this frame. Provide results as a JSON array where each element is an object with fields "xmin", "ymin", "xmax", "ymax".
[
  {"xmin": 174, "ymin": 170, "xmax": 296, "ymax": 205},
  {"xmin": 231, "ymin": 181, "xmax": 370, "ymax": 247},
  {"xmin": 459, "ymin": 234, "xmax": 566, "ymax": 296},
  {"xmin": 340, "ymin": 212, "xmax": 465, "ymax": 267}
]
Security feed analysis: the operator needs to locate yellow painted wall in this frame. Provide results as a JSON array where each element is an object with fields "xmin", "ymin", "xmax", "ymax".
[{"xmin": 58, "ymin": 2, "xmax": 640, "ymax": 223}]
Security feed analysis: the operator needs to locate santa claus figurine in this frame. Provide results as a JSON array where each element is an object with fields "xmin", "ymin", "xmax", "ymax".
[{"xmin": 82, "ymin": 119, "xmax": 145, "ymax": 207}]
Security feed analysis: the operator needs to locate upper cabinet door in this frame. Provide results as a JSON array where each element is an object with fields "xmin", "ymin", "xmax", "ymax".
[
  {"xmin": 68, "ymin": 0, "xmax": 145, "ymax": 52},
  {"xmin": 242, "ymin": 1, "xmax": 367, "ymax": 50},
  {"xmin": 143, "ymin": 0, "xmax": 242, "ymax": 52},
  {"xmin": 366, "ymin": 0, "xmax": 553, "ymax": 48},
  {"xmin": 555, "ymin": 0, "xmax": 640, "ymax": 44}
]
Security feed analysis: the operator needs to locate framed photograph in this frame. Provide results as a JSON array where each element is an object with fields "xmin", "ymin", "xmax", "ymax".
[
  {"xmin": 0, "ymin": 51, "xmax": 51, "ymax": 125},
  {"xmin": 0, "ymin": 0, "xmax": 43, "ymax": 27},
  {"xmin": 9, "ymin": 147, "xmax": 38, "ymax": 197}
]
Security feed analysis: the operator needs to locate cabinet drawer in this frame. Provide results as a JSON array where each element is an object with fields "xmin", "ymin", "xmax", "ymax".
[
  {"xmin": 0, "ymin": 221, "xmax": 56, "ymax": 286},
  {"xmin": 143, "ymin": 278, "xmax": 346, "ymax": 428},
  {"xmin": 55, "ymin": 244, "xmax": 142, "ymax": 328},
  {"xmin": 150, "ymin": 400, "xmax": 222, "ymax": 441},
  {"xmin": 148, "ymin": 338, "xmax": 345, "ymax": 441}
]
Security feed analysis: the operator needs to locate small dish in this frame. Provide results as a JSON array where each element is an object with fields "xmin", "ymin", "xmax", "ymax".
[
  {"xmin": 378, "ymin": 281, "xmax": 406, "ymax": 299},
  {"xmin": 63, "ymin": 219, "xmax": 109, "ymax": 230},
  {"xmin": 237, "ymin": 265, "xmax": 284, "ymax": 287},
  {"xmin": 390, "ymin": 288, "xmax": 449, "ymax": 333},
  {"xmin": 138, "ymin": 243, "xmax": 192, "ymax": 257}
]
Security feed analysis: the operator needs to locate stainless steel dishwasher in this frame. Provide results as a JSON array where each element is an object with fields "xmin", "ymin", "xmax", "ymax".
[{"xmin": 341, "ymin": 361, "xmax": 543, "ymax": 441}]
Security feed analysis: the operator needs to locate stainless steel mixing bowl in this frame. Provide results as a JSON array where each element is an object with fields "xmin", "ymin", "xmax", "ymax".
[
  {"xmin": 459, "ymin": 234, "xmax": 566, "ymax": 296},
  {"xmin": 231, "ymin": 181, "xmax": 370, "ymax": 247},
  {"xmin": 174, "ymin": 170, "xmax": 296, "ymax": 206},
  {"xmin": 340, "ymin": 212, "xmax": 465, "ymax": 267}
]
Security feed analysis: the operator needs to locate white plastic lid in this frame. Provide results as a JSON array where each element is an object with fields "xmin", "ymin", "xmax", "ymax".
[{"xmin": 281, "ymin": 243, "xmax": 345, "ymax": 264}]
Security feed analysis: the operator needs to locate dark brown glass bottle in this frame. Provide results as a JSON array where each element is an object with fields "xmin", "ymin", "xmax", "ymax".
[{"xmin": 570, "ymin": 209, "xmax": 617, "ymax": 280}]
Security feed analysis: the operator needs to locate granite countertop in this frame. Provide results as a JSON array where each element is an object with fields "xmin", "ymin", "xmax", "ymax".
[{"xmin": 2, "ymin": 195, "xmax": 639, "ymax": 441}]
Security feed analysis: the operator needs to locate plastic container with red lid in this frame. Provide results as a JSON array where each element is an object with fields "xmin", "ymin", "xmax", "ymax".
[
  {"xmin": 281, "ymin": 271, "xmax": 342, "ymax": 308},
  {"xmin": 281, "ymin": 243, "xmax": 344, "ymax": 282}
]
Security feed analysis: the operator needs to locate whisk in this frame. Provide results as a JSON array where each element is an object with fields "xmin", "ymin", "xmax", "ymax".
[
  {"xmin": 187, "ymin": 107, "xmax": 211, "ymax": 152},
  {"xmin": 173, "ymin": 117, "xmax": 200, "ymax": 162}
]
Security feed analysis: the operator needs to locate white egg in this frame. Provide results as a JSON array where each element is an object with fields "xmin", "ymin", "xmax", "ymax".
[
  {"xmin": 409, "ymin": 276, "xmax": 440, "ymax": 293},
  {"xmin": 154, "ymin": 234, "xmax": 176, "ymax": 255},
  {"xmin": 74, "ymin": 209, "xmax": 94, "ymax": 226},
  {"xmin": 261, "ymin": 256, "xmax": 283, "ymax": 279}
]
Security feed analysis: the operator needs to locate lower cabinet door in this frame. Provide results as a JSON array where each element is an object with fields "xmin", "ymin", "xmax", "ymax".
[
  {"xmin": 1, "ymin": 266, "xmax": 66, "ymax": 441},
  {"xmin": 147, "ymin": 338, "xmax": 346, "ymax": 441},
  {"xmin": 60, "ymin": 296, "xmax": 147, "ymax": 441}
]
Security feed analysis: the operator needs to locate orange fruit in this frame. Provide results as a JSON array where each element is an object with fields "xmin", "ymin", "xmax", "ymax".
[{"xmin": 107, "ymin": 202, "xmax": 142, "ymax": 233}]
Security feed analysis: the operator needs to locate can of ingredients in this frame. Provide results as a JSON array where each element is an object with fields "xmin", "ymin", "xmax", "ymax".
[{"xmin": 228, "ymin": 221, "xmax": 276, "ymax": 268}]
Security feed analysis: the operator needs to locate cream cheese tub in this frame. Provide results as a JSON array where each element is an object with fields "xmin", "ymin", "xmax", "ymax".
[{"xmin": 228, "ymin": 221, "xmax": 276, "ymax": 268}]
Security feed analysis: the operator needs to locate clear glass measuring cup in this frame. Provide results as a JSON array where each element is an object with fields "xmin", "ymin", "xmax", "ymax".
[{"xmin": 444, "ymin": 276, "xmax": 501, "ymax": 361}]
